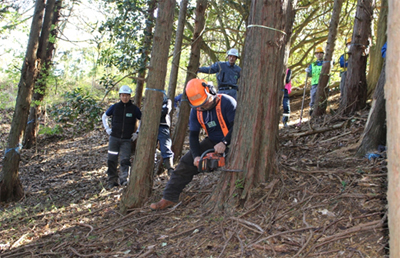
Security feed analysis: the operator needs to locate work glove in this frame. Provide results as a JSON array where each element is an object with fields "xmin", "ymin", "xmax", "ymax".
[
  {"xmin": 106, "ymin": 128, "xmax": 112, "ymax": 135},
  {"xmin": 305, "ymin": 68, "xmax": 311, "ymax": 73},
  {"xmin": 131, "ymin": 132, "xmax": 138, "ymax": 142}
]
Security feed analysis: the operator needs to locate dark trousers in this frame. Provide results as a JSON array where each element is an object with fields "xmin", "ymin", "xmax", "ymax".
[
  {"xmin": 107, "ymin": 136, "xmax": 131, "ymax": 183},
  {"xmin": 163, "ymin": 137, "xmax": 215, "ymax": 203},
  {"xmin": 282, "ymin": 89, "xmax": 290, "ymax": 123}
]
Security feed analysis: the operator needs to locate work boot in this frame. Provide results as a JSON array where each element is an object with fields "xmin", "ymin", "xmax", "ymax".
[
  {"xmin": 150, "ymin": 198, "xmax": 176, "ymax": 211},
  {"xmin": 163, "ymin": 158, "xmax": 174, "ymax": 176},
  {"xmin": 106, "ymin": 179, "xmax": 119, "ymax": 190}
]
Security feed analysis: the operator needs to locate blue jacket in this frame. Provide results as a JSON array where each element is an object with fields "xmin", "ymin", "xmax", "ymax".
[
  {"xmin": 198, "ymin": 62, "xmax": 241, "ymax": 88},
  {"xmin": 381, "ymin": 42, "xmax": 387, "ymax": 58}
]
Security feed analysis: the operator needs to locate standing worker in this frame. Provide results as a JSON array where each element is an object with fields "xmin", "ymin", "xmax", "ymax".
[
  {"xmin": 150, "ymin": 78, "xmax": 237, "ymax": 210},
  {"xmin": 102, "ymin": 85, "xmax": 142, "ymax": 189},
  {"xmin": 158, "ymin": 95, "xmax": 174, "ymax": 175},
  {"xmin": 339, "ymin": 38, "xmax": 352, "ymax": 97},
  {"xmin": 282, "ymin": 68, "xmax": 292, "ymax": 127},
  {"xmin": 305, "ymin": 46, "xmax": 324, "ymax": 115},
  {"xmin": 197, "ymin": 48, "xmax": 241, "ymax": 99}
]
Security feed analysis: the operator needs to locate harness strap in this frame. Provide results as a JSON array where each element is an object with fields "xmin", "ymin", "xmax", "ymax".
[{"xmin": 196, "ymin": 95, "xmax": 229, "ymax": 137}]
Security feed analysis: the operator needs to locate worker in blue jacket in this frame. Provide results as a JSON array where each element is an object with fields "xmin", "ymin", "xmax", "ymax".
[{"xmin": 197, "ymin": 48, "xmax": 241, "ymax": 99}]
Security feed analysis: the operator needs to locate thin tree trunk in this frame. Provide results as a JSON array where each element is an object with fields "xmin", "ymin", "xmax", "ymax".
[
  {"xmin": 168, "ymin": 0, "xmax": 188, "ymax": 119},
  {"xmin": 313, "ymin": 0, "xmax": 343, "ymax": 116},
  {"xmin": 366, "ymin": 0, "xmax": 387, "ymax": 97},
  {"xmin": 208, "ymin": 0, "xmax": 297, "ymax": 213},
  {"xmin": 340, "ymin": 0, "xmax": 375, "ymax": 115},
  {"xmin": 356, "ymin": 62, "xmax": 386, "ymax": 157},
  {"xmin": 120, "ymin": 0, "xmax": 175, "ymax": 212},
  {"xmin": 0, "ymin": 0, "xmax": 46, "ymax": 202},
  {"xmin": 386, "ymin": 1, "xmax": 399, "ymax": 256},
  {"xmin": 25, "ymin": 0, "xmax": 61, "ymax": 149},
  {"xmin": 171, "ymin": 0, "xmax": 207, "ymax": 163},
  {"xmin": 134, "ymin": 0, "xmax": 157, "ymax": 107}
]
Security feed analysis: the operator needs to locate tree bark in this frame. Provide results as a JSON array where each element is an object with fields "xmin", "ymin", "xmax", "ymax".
[
  {"xmin": 120, "ymin": 0, "xmax": 175, "ymax": 212},
  {"xmin": 25, "ymin": 0, "xmax": 61, "ymax": 149},
  {"xmin": 340, "ymin": 0, "xmax": 375, "ymax": 115},
  {"xmin": 366, "ymin": 0, "xmax": 387, "ymax": 97},
  {"xmin": 171, "ymin": 0, "xmax": 207, "ymax": 162},
  {"xmin": 207, "ymin": 0, "xmax": 297, "ymax": 213},
  {"xmin": 356, "ymin": 62, "xmax": 386, "ymax": 157},
  {"xmin": 134, "ymin": 0, "xmax": 157, "ymax": 108},
  {"xmin": 386, "ymin": 0, "xmax": 399, "ymax": 256},
  {"xmin": 168, "ymin": 0, "xmax": 188, "ymax": 119},
  {"xmin": 0, "ymin": 0, "xmax": 46, "ymax": 202},
  {"xmin": 313, "ymin": 0, "xmax": 343, "ymax": 116}
]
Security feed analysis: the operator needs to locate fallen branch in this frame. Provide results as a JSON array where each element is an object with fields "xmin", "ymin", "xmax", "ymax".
[
  {"xmin": 229, "ymin": 217, "xmax": 264, "ymax": 234},
  {"xmin": 281, "ymin": 122, "xmax": 346, "ymax": 139}
]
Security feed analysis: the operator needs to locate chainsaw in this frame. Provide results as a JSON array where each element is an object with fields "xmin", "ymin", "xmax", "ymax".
[{"xmin": 197, "ymin": 149, "xmax": 242, "ymax": 173}]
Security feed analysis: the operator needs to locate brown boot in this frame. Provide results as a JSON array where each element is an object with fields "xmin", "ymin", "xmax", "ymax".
[{"xmin": 150, "ymin": 198, "xmax": 176, "ymax": 211}]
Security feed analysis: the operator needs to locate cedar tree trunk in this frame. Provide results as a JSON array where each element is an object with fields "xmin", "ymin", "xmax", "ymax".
[
  {"xmin": 208, "ymin": 0, "xmax": 296, "ymax": 213},
  {"xmin": 386, "ymin": 1, "xmax": 400, "ymax": 256},
  {"xmin": 120, "ymin": 0, "xmax": 175, "ymax": 212},
  {"xmin": 356, "ymin": 61, "xmax": 386, "ymax": 157},
  {"xmin": 171, "ymin": 0, "xmax": 207, "ymax": 162},
  {"xmin": 25, "ymin": 0, "xmax": 61, "ymax": 149},
  {"xmin": 168, "ymin": 0, "xmax": 188, "ymax": 119},
  {"xmin": 0, "ymin": 0, "xmax": 46, "ymax": 202},
  {"xmin": 313, "ymin": 0, "xmax": 343, "ymax": 116},
  {"xmin": 340, "ymin": 0, "xmax": 375, "ymax": 115},
  {"xmin": 134, "ymin": 0, "xmax": 156, "ymax": 107},
  {"xmin": 366, "ymin": 0, "xmax": 387, "ymax": 97}
]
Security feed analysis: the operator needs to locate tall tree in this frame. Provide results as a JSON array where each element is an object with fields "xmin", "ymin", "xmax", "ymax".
[
  {"xmin": 356, "ymin": 61, "xmax": 386, "ymax": 156},
  {"xmin": 24, "ymin": 0, "xmax": 62, "ymax": 149},
  {"xmin": 313, "ymin": 0, "xmax": 344, "ymax": 116},
  {"xmin": 120, "ymin": 0, "xmax": 175, "ymax": 212},
  {"xmin": 167, "ymin": 0, "xmax": 188, "ymax": 120},
  {"xmin": 386, "ymin": 1, "xmax": 399, "ymax": 256},
  {"xmin": 0, "ymin": 0, "xmax": 47, "ymax": 202},
  {"xmin": 208, "ymin": 0, "xmax": 296, "ymax": 213},
  {"xmin": 133, "ymin": 0, "xmax": 156, "ymax": 107},
  {"xmin": 366, "ymin": 0, "xmax": 387, "ymax": 97},
  {"xmin": 171, "ymin": 0, "xmax": 207, "ymax": 162},
  {"xmin": 340, "ymin": 0, "xmax": 375, "ymax": 114}
]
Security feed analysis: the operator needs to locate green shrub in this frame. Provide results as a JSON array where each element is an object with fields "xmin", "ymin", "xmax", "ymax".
[
  {"xmin": 38, "ymin": 124, "xmax": 63, "ymax": 135},
  {"xmin": 50, "ymin": 88, "xmax": 102, "ymax": 133}
]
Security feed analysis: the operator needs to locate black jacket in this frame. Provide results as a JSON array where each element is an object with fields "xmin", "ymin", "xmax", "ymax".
[{"xmin": 111, "ymin": 101, "xmax": 141, "ymax": 139}]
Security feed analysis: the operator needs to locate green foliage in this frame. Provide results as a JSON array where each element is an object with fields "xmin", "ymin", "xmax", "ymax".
[
  {"xmin": 39, "ymin": 124, "xmax": 63, "ymax": 136},
  {"xmin": 50, "ymin": 88, "xmax": 102, "ymax": 133}
]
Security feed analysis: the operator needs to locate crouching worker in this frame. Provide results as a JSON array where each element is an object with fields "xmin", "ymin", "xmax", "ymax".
[
  {"xmin": 150, "ymin": 78, "xmax": 236, "ymax": 210},
  {"xmin": 102, "ymin": 85, "xmax": 142, "ymax": 189}
]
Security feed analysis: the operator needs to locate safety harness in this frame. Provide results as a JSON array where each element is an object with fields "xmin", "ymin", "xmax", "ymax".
[{"xmin": 196, "ymin": 95, "xmax": 228, "ymax": 137}]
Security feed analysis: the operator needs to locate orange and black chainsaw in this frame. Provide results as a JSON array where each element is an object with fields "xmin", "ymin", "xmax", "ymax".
[{"xmin": 197, "ymin": 149, "xmax": 242, "ymax": 173}]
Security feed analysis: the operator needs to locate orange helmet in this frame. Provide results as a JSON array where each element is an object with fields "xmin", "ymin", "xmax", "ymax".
[
  {"xmin": 185, "ymin": 78, "xmax": 210, "ymax": 108},
  {"xmin": 346, "ymin": 38, "xmax": 352, "ymax": 44}
]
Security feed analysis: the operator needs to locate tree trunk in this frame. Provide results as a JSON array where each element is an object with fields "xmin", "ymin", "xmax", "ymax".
[
  {"xmin": 168, "ymin": 0, "xmax": 188, "ymax": 119},
  {"xmin": 366, "ymin": 0, "xmax": 387, "ymax": 97},
  {"xmin": 356, "ymin": 62, "xmax": 386, "ymax": 157},
  {"xmin": 120, "ymin": 0, "xmax": 175, "ymax": 212},
  {"xmin": 25, "ymin": 0, "xmax": 61, "ymax": 149},
  {"xmin": 0, "ymin": 0, "xmax": 46, "ymax": 202},
  {"xmin": 340, "ymin": 0, "xmax": 375, "ymax": 115},
  {"xmin": 386, "ymin": 1, "xmax": 399, "ymax": 256},
  {"xmin": 207, "ymin": 0, "xmax": 296, "ymax": 213},
  {"xmin": 171, "ymin": 0, "xmax": 207, "ymax": 162},
  {"xmin": 134, "ymin": 0, "xmax": 156, "ymax": 108},
  {"xmin": 313, "ymin": 0, "xmax": 343, "ymax": 116}
]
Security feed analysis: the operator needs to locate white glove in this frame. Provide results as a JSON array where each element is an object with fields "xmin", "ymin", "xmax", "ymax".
[
  {"xmin": 305, "ymin": 68, "xmax": 311, "ymax": 73},
  {"xmin": 131, "ymin": 132, "xmax": 138, "ymax": 142},
  {"xmin": 106, "ymin": 128, "xmax": 112, "ymax": 135}
]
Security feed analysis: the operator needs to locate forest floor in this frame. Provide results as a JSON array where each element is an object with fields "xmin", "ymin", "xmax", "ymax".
[{"xmin": 0, "ymin": 88, "xmax": 388, "ymax": 258}]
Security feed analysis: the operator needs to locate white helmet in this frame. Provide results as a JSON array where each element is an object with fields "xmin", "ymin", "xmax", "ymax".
[
  {"xmin": 227, "ymin": 48, "xmax": 239, "ymax": 57},
  {"xmin": 119, "ymin": 85, "xmax": 132, "ymax": 94}
]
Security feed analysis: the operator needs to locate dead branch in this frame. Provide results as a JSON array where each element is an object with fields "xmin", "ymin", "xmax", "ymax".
[
  {"xmin": 281, "ymin": 121, "xmax": 346, "ymax": 139},
  {"xmin": 229, "ymin": 217, "xmax": 264, "ymax": 234}
]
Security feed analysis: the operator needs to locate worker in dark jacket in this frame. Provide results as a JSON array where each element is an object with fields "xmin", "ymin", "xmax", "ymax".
[
  {"xmin": 197, "ymin": 48, "xmax": 241, "ymax": 99},
  {"xmin": 102, "ymin": 85, "xmax": 142, "ymax": 189},
  {"xmin": 158, "ymin": 96, "xmax": 174, "ymax": 175},
  {"xmin": 150, "ymin": 78, "xmax": 236, "ymax": 210}
]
